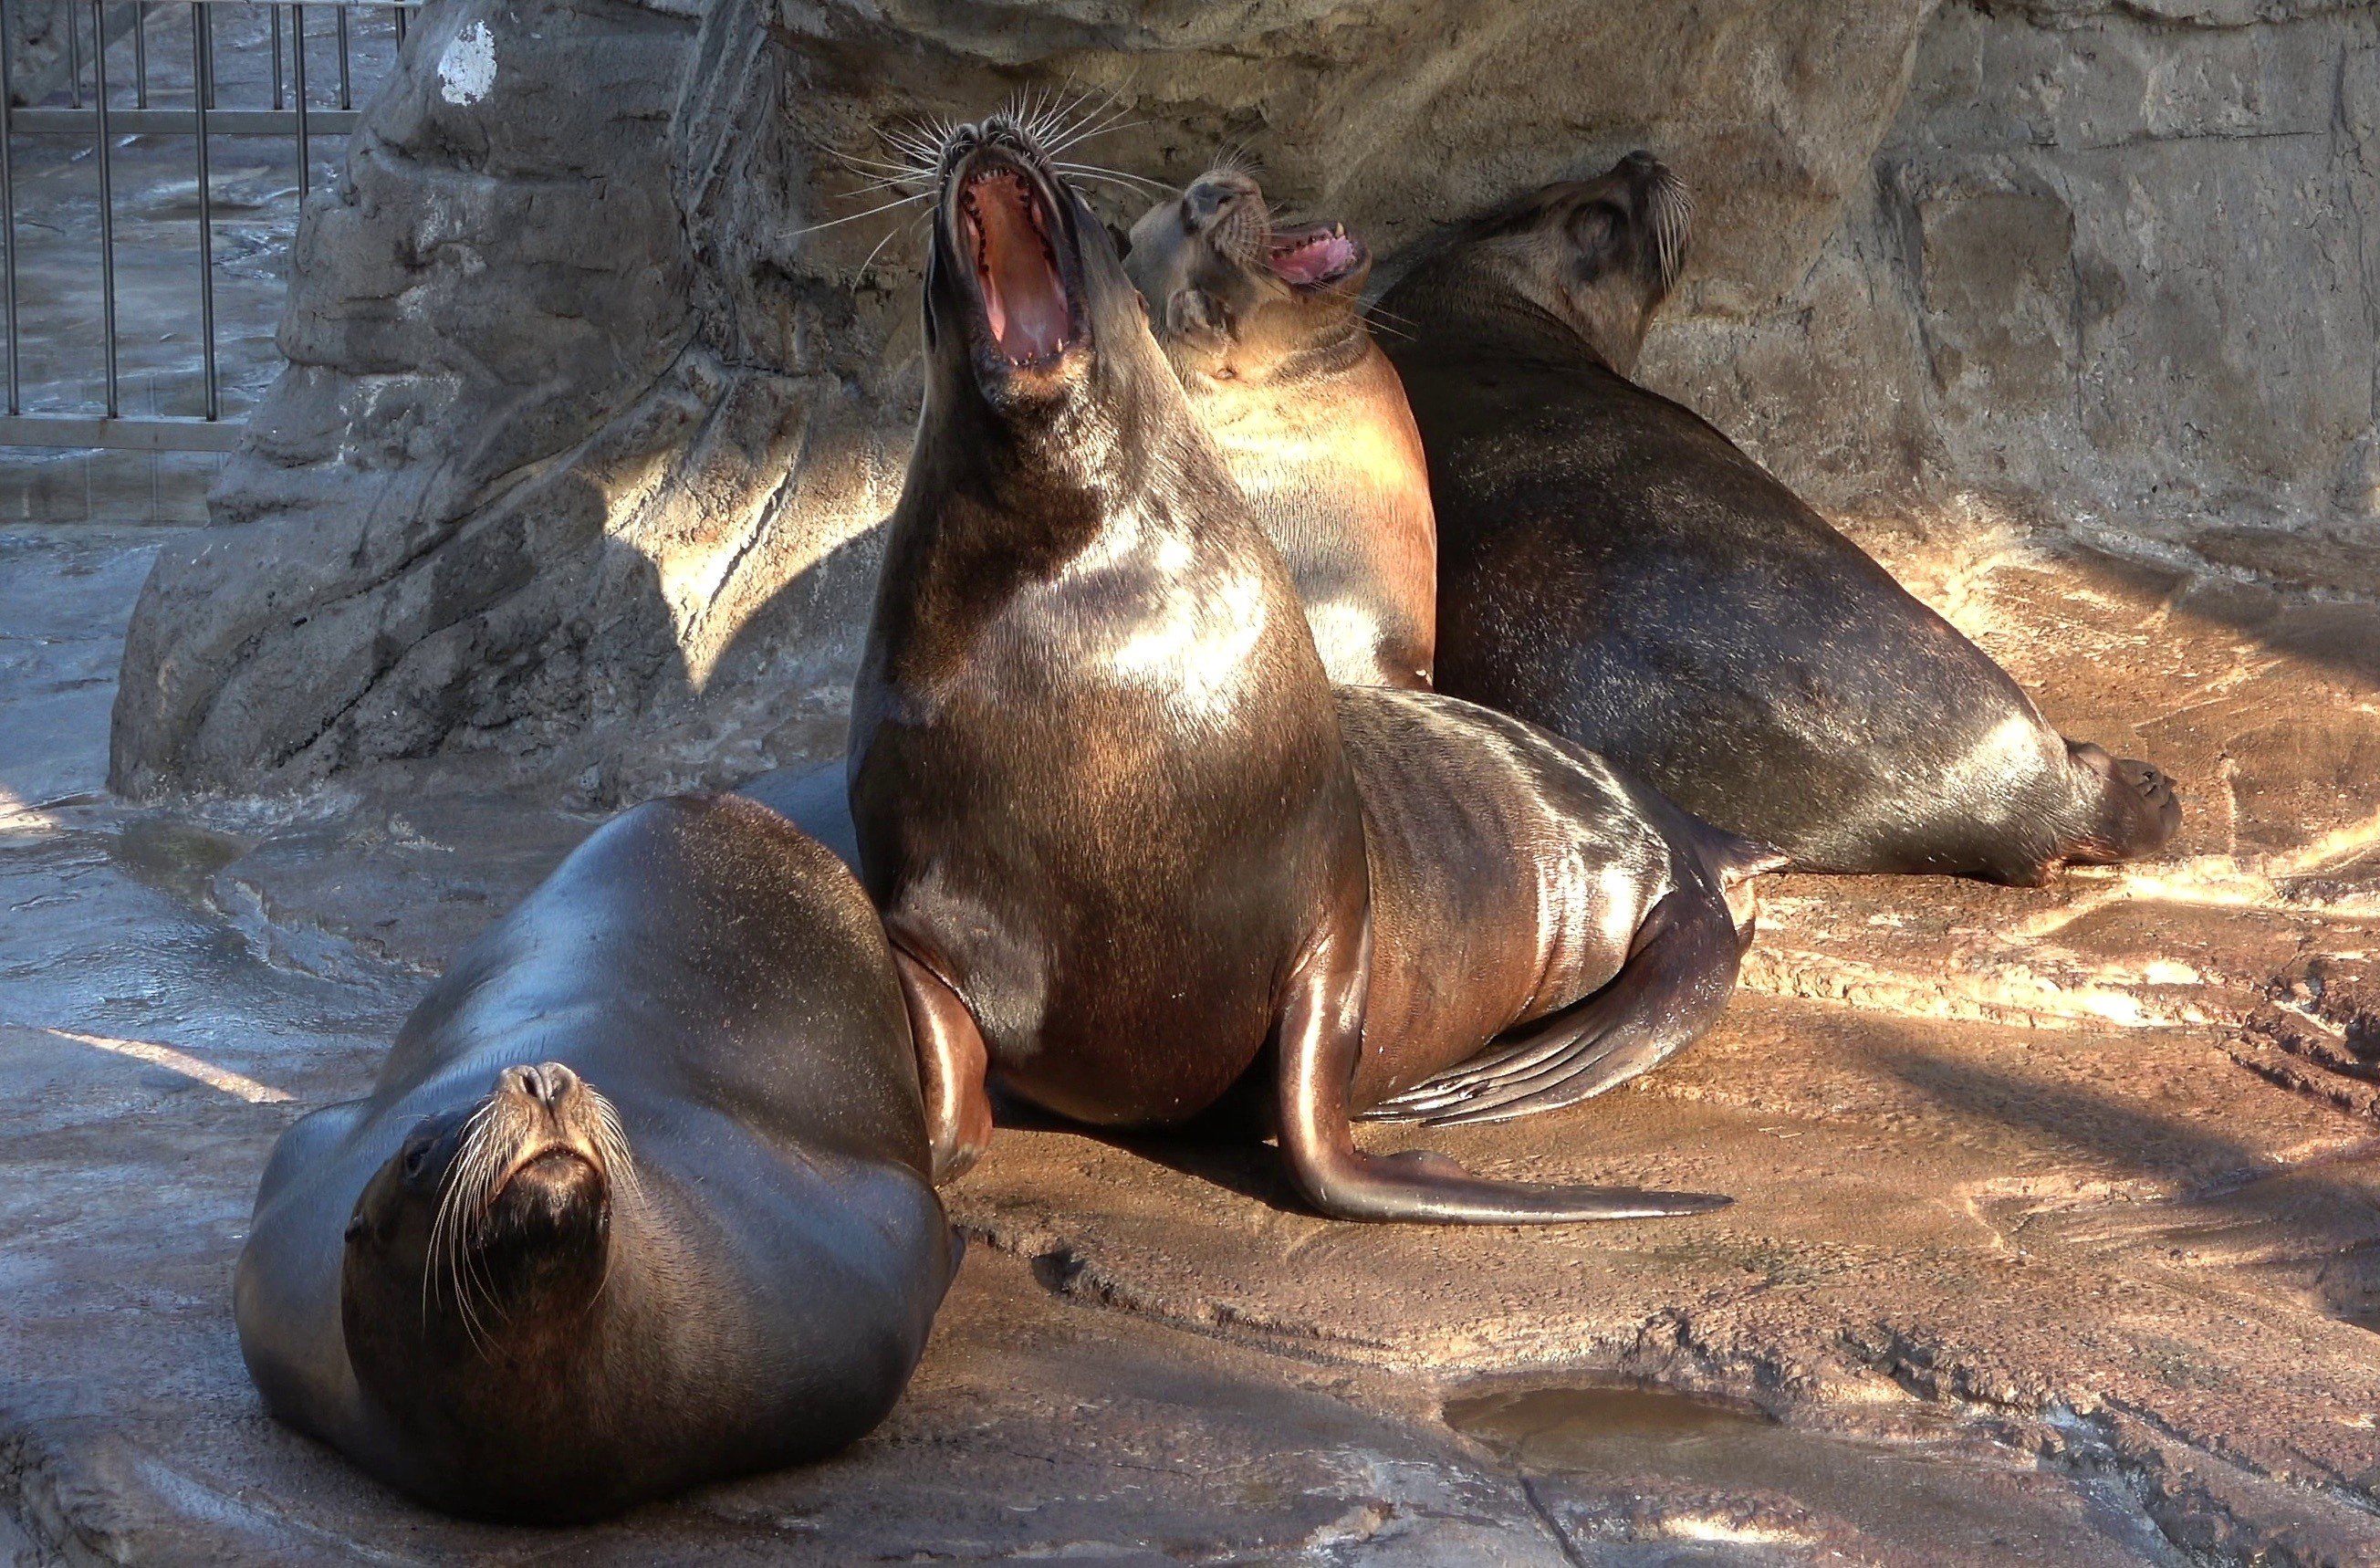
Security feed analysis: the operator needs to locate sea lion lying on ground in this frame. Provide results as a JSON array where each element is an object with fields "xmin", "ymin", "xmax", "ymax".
[
  {"xmin": 234, "ymin": 794, "xmax": 955, "ymax": 1521},
  {"xmin": 1379, "ymin": 151, "xmax": 2181, "ymax": 883}
]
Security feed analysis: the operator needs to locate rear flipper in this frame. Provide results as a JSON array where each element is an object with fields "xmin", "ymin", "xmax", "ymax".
[
  {"xmin": 1362, "ymin": 886, "xmax": 1745, "ymax": 1128},
  {"xmin": 1700, "ymin": 830, "xmax": 1793, "ymax": 946},
  {"xmin": 2060, "ymin": 740, "xmax": 2181, "ymax": 866},
  {"xmin": 1276, "ymin": 897, "xmax": 1733, "ymax": 1224}
]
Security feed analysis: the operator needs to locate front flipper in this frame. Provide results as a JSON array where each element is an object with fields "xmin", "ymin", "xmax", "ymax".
[
  {"xmin": 1275, "ymin": 905, "xmax": 1730, "ymax": 1224},
  {"xmin": 1362, "ymin": 887, "xmax": 1743, "ymax": 1128},
  {"xmin": 891, "ymin": 947, "xmax": 995, "ymax": 1185}
]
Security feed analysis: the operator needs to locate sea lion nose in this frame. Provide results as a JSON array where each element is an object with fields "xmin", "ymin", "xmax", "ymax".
[
  {"xmin": 1185, "ymin": 183, "xmax": 1237, "ymax": 226},
  {"xmin": 505, "ymin": 1061, "xmax": 579, "ymax": 1108}
]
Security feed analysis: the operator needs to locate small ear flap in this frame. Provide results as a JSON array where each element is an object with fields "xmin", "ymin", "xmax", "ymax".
[
  {"xmin": 1565, "ymin": 202, "xmax": 1625, "ymax": 283},
  {"xmin": 1164, "ymin": 287, "xmax": 1234, "ymax": 352}
]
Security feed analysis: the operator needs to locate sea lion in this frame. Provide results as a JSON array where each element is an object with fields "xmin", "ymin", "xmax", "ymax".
[
  {"xmin": 1378, "ymin": 151, "xmax": 2182, "ymax": 884},
  {"xmin": 1124, "ymin": 166, "xmax": 1436, "ymax": 689},
  {"xmin": 233, "ymin": 794, "xmax": 955, "ymax": 1522},
  {"xmin": 849, "ymin": 110, "xmax": 1769, "ymax": 1224}
]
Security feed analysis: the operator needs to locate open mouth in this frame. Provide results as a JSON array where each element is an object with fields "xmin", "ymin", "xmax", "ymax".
[
  {"xmin": 956, "ymin": 158, "xmax": 1074, "ymax": 366},
  {"xmin": 1266, "ymin": 222, "xmax": 1362, "ymax": 289}
]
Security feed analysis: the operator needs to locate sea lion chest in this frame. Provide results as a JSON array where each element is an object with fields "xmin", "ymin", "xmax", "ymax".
[
  {"xmin": 854, "ymin": 505, "xmax": 1362, "ymax": 1127},
  {"xmin": 1185, "ymin": 350, "xmax": 1437, "ymax": 689}
]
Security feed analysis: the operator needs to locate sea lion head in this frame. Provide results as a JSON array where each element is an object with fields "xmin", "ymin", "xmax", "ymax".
[
  {"xmin": 341, "ymin": 1061, "xmax": 635, "ymax": 1371},
  {"xmin": 1124, "ymin": 166, "xmax": 1373, "ymax": 382},
  {"xmin": 921, "ymin": 111, "xmax": 1176, "ymax": 464},
  {"xmin": 1414, "ymin": 151, "xmax": 1691, "ymax": 374}
]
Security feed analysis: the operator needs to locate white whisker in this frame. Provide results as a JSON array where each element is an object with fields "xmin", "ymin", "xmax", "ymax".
[
  {"xmin": 1054, "ymin": 161, "xmax": 1172, "ymax": 194},
  {"xmin": 792, "ymin": 189, "xmax": 934, "ymax": 237},
  {"xmin": 1049, "ymin": 112, "xmax": 1146, "ymax": 157}
]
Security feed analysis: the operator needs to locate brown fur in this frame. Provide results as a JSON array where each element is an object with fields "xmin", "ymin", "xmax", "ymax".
[{"xmin": 1127, "ymin": 170, "xmax": 1436, "ymax": 688}]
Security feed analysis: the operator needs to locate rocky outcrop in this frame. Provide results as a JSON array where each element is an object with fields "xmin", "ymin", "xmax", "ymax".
[
  {"xmin": 110, "ymin": 0, "xmax": 2380, "ymax": 800},
  {"xmin": 1644, "ymin": 0, "xmax": 2380, "ymax": 540}
]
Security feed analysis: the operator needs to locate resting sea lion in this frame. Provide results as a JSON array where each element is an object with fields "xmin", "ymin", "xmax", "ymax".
[
  {"xmin": 1378, "ymin": 151, "xmax": 2181, "ymax": 884},
  {"xmin": 1123, "ymin": 166, "xmax": 1435, "ymax": 689},
  {"xmin": 233, "ymin": 794, "xmax": 955, "ymax": 1522},
  {"xmin": 849, "ymin": 111, "xmax": 1769, "ymax": 1224}
]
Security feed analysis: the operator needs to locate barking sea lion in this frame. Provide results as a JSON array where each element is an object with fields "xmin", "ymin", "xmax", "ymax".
[
  {"xmin": 848, "ymin": 112, "xmax": 1767, "ymax": 1223},
  {"xmin": 1126, "ymin": 166, "xmax": 1436, "ymax": 689}
]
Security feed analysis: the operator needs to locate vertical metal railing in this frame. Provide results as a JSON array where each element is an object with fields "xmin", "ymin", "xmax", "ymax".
[
  {"xmin": 0, "ymin": 5, "xmax": 16, "ymax": 416},
  {"xmin": 191, "ymin": 1, "xmax": 214, "ymax": 419},
  {"xmin": 288, "ymin": 2, "xmax": 304, "ymax": 199},
  {"xmin": 91, "ymin": 0, "xmax": 116, "ymax": 416},
  {"xmin": 0, "ymin": 0, "xmax": 418, "ymax": 450}
]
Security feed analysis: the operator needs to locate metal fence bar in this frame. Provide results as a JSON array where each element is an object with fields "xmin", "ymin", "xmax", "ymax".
[
  {"xmin": 14, "ymin": 105, "xmax": 362, "ymax": 133},
  {"xmin": 92, "ymin": 0, "xmax": 118, "ymax": 417},
  {"xmin": 0, "ymin": 413, "xmax": 244, "ymax": 449},
  {"xmin": 291, "ymin": 5, "xmax": 307, "ymax": 200},
  {"xmin": 1, "ymin": 0, "xmax": 418, "ymax": 453},
  {"xmin": 193, "ymin": 4, "xmax": 216, "ymax": 420},
  {"xmin": 1, "ymin": 0, "xmax": 17, "ymax": 416}
]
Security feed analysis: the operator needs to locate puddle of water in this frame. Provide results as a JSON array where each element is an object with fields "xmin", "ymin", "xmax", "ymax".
[
  {"xmin": 109, "ymin": 815, "xmax": 253, "ymax": 909},
  {"xmin": 1445, "ymin": 1380, "xmax": 2181, "ymax": 1565}
]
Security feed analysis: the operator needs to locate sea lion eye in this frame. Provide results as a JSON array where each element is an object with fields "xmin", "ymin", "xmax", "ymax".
[{"xmin": 402, "ymin": 1143, "xmax": 429, "ymax": 1177}]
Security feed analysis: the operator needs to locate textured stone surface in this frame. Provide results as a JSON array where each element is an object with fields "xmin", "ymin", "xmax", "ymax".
[
  {"xmin": 115, "ymin": 0, "xmax": 2377, "ymax": 800},
  {"xmin": 1642, "ymin": 0, "xmax": 2380, "ymax": 532},
  {"xmin": 32, "ymin": 497, "xmax": 2380, "ymax": 1560},
  {"xmin": 13, "ymin": 523, "xmax": 2235, "ymax": 1567}
]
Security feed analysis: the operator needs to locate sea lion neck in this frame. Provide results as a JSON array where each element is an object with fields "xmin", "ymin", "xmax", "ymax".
[
  {"xmin": 1202, "ymin": 306, "xmax": 1374, "ymax": 391},
  {"xmin": 1384, "ymin": 256, "xmax": 1628, "ymax": 374},
  {"xmin": 905, "ymin": 356, "xmax": 1212, "ymax": 567}
]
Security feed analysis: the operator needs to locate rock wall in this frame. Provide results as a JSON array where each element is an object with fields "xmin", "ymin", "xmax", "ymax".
[
  {"xmin": 110, "ymin": 0, "xmax": 2380, "ymax": 800},
  {"xmin": 1644, "ymin": 0, "xmax": 2380, "ymax": 539}
]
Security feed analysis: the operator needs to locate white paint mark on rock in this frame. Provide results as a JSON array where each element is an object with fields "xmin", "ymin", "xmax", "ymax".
[{"xmin": 438, "ymin": 22, "xmax": 496, "ymax": 106}]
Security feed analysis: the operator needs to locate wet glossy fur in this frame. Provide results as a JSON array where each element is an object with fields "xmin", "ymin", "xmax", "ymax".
[
  {"xmin": 1381, "ymin": 152, "xmax": 2180, "ymax": 883},
  {"xmin": 851, "ymin": 116, "xmax": 1750, "ymax": 1223},
  {"xmin": 234, "ymin": 795, "xmax": 953, "ymax": 1522}
]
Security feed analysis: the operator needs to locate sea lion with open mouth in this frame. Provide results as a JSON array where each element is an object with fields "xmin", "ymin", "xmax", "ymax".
[
  {"xmin": 234, "ymin": 794, "xmax": 955, "ymax": 1522},
  {"xmin": 849, "ymin": 112, "xmax": 1772, "ymax": 1224},
  {"xmin": 1125, "ymin": 166, "xmax": 1436, "ymax": 689},
  {"xmin": 1378, "ymin": 151, "xmax": 2181, "ymax": 883}
]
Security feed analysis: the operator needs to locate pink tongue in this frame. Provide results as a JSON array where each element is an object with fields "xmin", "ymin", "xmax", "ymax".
[
  {"xmin": 1274, "ymin": 233, "xmax": 1353, "ymax": 285},
  {"xmin": 978, "ymin": 182, "xmax": 1067, "ymax": 361}
]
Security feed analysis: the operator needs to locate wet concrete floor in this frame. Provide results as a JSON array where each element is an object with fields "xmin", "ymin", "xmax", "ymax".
[{"xmin": 9, "ymin": 497, "xmax": 2380, "ymax": 1563}]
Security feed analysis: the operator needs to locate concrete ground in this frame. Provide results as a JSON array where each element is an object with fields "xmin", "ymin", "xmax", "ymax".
[{"xmin": 5, "ymin": 504, "xmax": 2378, "ymax": 1564}]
